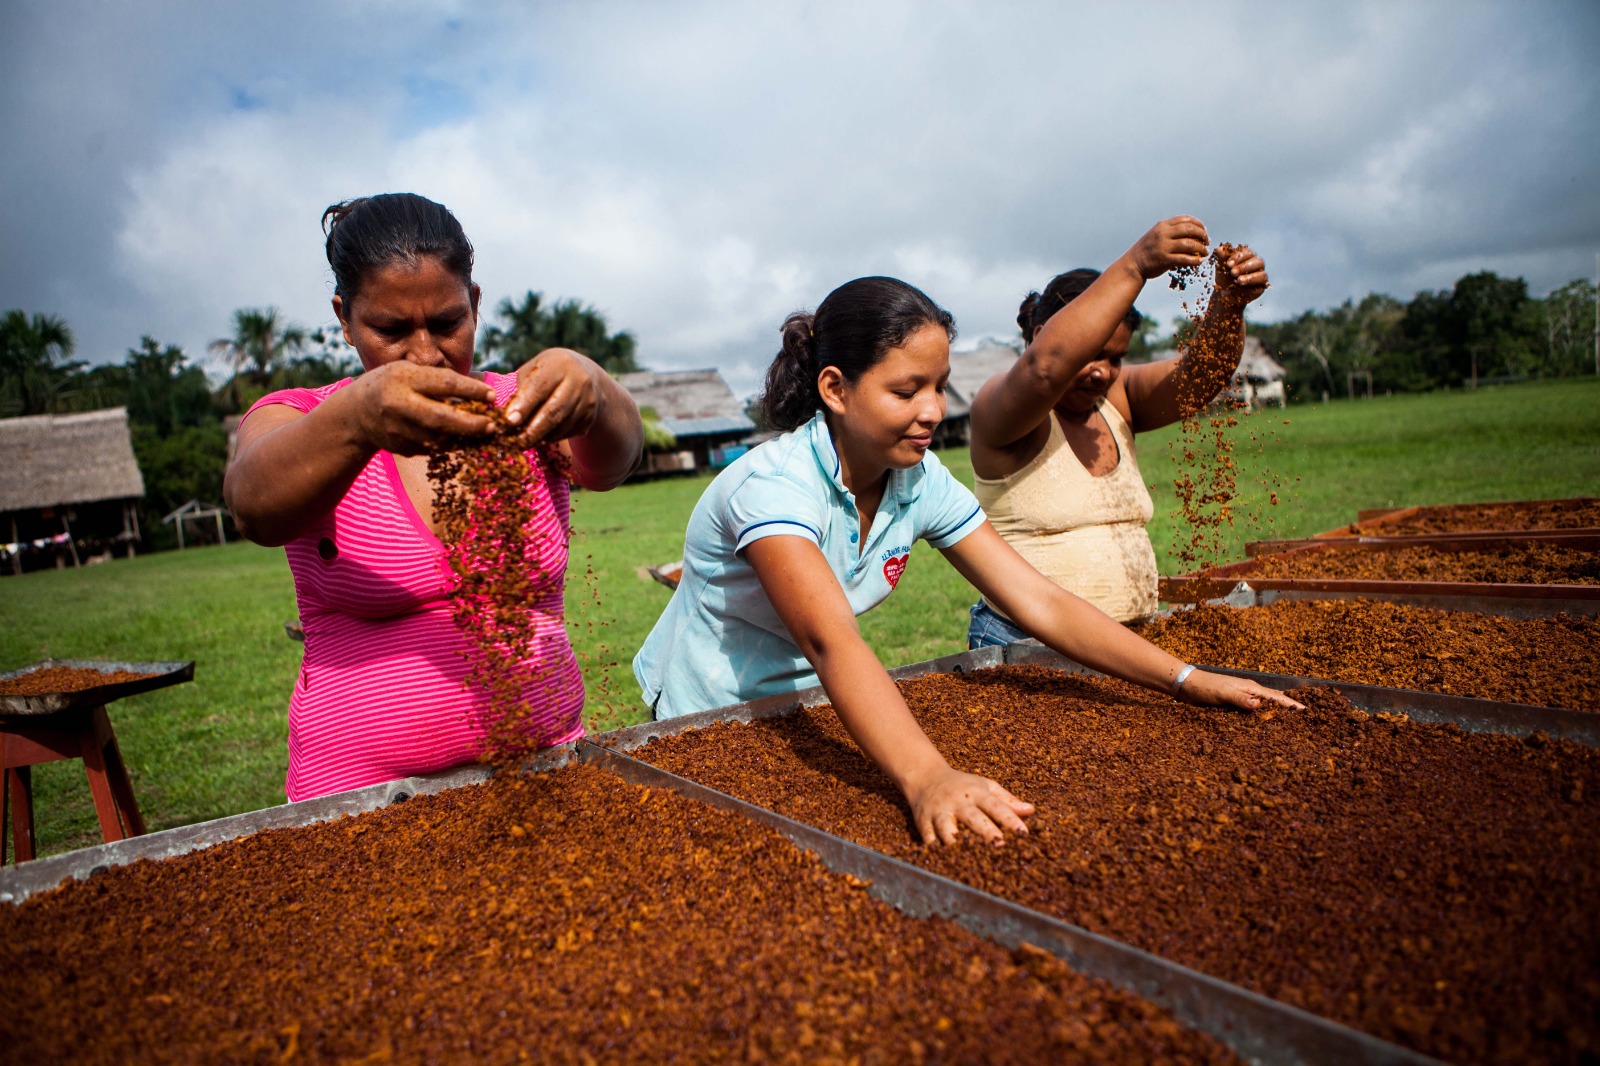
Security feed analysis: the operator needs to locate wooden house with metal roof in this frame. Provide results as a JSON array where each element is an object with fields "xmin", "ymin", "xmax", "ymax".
[{"xmin": 616, "ymin": 369, "xmax": 756, "ymax": 475}]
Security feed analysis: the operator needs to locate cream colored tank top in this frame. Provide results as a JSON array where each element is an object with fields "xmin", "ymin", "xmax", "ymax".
[{"xmin": 975, "ymin": 400, "xmax": 1158, "ymax": 623}]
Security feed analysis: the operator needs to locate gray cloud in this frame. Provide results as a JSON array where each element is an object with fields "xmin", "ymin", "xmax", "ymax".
[{"xmin": 3, "ymin": 0, "xmax": 1597, "ymax": 395}]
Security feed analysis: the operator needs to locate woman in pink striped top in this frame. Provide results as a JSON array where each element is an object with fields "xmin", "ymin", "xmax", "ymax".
[{"xmin": 225, "ymin": 194, "xmax": 643, "ymax": 801}]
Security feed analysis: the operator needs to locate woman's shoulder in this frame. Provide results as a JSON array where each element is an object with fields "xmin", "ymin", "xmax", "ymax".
[{"xmin": 244, "ymin": 378, "xmax": 354, "ymax": 420}]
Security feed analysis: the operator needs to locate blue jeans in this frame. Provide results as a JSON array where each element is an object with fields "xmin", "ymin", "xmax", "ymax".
[{"xmin": 967, "ymin": 601, "xmax": 1031, "ymax": 649}]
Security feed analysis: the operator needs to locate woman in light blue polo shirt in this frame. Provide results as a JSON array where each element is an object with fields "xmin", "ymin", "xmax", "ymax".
[{"xmin": 634, "ymin": 277, "xmax": 1298, "ymax": 847}]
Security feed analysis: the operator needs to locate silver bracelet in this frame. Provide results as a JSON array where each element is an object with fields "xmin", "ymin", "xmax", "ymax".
[{"xmin": 1172, "ymin": 664, "xmax": 1197, "ymax": 694}]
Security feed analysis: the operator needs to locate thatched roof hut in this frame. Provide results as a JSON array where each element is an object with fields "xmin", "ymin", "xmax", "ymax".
[
  {"xmin": 617, "ymin": 369, "xmax": 754, "ymax": 437},
  {"xmin": 1236, "ymin": 336, "xmax": 1286, "ymax": 384},
  {"xmin": 616, "ymin": 369, "xmax": 756, "ymax": 474},
  {"xmin": 0, "ymin": 408, "xmax": 144, "ymax": 512},
  {"xmin": 0, "ymin": 408, "xmax": 146, "ymax": 571}
]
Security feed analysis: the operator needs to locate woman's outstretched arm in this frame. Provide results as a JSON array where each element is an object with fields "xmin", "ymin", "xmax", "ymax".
[
  {"xmin": 745, "ymin": 535, "xmax": 1034, "ymax": 846},
  {"xmin": 942, "ymin": 523, "xmax": 1302, "ymax": 711},
  {"xmin": 969, "ymin": 216, "xmax": 1209, "ymax": 453}
]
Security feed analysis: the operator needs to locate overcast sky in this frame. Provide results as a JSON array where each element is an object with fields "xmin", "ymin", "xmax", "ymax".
[{"xmin": 3, "ymin": 1, "xmax": 1597, "ymax": 395}]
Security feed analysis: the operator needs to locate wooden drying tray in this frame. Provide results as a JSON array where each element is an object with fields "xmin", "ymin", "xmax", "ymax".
[
  {"xmin": 1279, "ymin": 496, "xmax": 1600, "ymax": 547},
  {"xmin": 1160, "ymin": 534, "xmax": 1600, "ymax": 616}
]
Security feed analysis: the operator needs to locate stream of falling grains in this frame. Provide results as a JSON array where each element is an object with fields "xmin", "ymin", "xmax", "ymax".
[
  {"xmin": 427, "ymin": 402, "xmax": 598, "ymax": 771},
  {"xmin": 1166, "ymin": 246, "xmax": 1293, "ymax": 572}
]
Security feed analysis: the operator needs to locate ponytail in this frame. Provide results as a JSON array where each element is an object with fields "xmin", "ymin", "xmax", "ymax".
[{"xmin": 759, "ymin": 313, "xmax": 821, "ymax": 432}]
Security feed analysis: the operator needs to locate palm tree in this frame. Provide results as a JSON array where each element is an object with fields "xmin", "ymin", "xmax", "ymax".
[
  {"xmin": 0, "ymin": 310, "xmax": 81, "ymax": 417},
  {"xmin": 479, "ymin": 292, "xmax": 549, "ymax": 371},
  {"xmin": 478, "ymin": 291, "xmax": 640, "ymax": 374},
  {"xmin": 209, "ymin": 307, "xmax": 307, "ymax": 411}
]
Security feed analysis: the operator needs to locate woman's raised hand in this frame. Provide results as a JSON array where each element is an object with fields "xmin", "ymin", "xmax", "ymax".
[
  {"xmin": 1177, "ymin": 670, "xmax": 1305, "ymax": 713},
  {"xmin": 506, "ymin": 348, "xmax": 605, "ymax": 444},
  {"xmin": 907, "ymin": 767, "xmax": 1035, "ymax": 846},
  {"xmin": 1127, "ymin": 216, "xmax": 1211, "ymax": 280},
  {"xmin": 1214, "ymin": 243, "xmax": 1270, "ymax": 306},
  {"xmin": 350, "ymin": 361, "xmax": 497, "ymax": 456}
]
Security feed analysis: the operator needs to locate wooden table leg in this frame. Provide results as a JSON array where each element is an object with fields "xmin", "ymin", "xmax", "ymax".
[
  {"xmin": 5, "ymin": 765, "xmax": 36, "ymax": 864},
  {"xmin": 79, "ymin": 706, "xmax": 127, "ymax": 844},
  {"xmin": 102, "ymin": 723, "xmax": 146, "ymax": 837}
]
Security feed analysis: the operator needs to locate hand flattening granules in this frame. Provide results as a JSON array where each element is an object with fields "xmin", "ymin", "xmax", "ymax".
[
  {"xmin": 0, "ymin": 765, "xmax": 1238, "ymax": 1065},
  {"xmin": 0, "ymin": 666, "xmax": 157, "ymax": 696},
  {"xmin": 1136, "ymin": 600, "xmax": 1600, "ymax": 711},
  {"xmin": 637, "ymin": 667, "xmax": 1600, "ymax": 1065},
  {"xmin": 1246, "ymin": 543, "xmax": 1600, "ymax": 585}
]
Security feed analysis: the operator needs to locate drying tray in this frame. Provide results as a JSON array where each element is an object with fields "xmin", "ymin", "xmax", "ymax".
[
  {"xmin": 0, "ymin": 659, "xmax": 195, "ymax": 716},
  {"xmin": 11, "ymin": 645, "xmax": 1594, "ymax": 1063}
]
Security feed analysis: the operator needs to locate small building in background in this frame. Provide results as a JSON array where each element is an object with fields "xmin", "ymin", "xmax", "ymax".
[
  {"xmin": 1143, "ymin": 336, "xmax": 1288, "ymax": 410},
  {"xmin": 943, "ymin": 340, "xmax": 1022, "ymax": 446},
  {"xmin": 617, "ymin": 369, "xmax": 757, "ymax": 477},
  {"xmin": 1234, "ymin": 337, "xmax": 1288, "ymax": 407},
  {"xmin": 0, "ymin": 408, "xmax": 146, "ymax": 574}
]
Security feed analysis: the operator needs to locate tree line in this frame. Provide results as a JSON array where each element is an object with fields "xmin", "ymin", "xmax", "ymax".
[
  {"xmin": 0, "ymin": 293, "xmax": 641, "ymax": 552},
  {"xmin": 1244, "ymin": 271, "xmax": 1597, "ymax": 401}
]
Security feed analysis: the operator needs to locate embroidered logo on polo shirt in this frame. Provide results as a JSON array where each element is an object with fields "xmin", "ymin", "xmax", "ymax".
[{"xmin": 882, "ymin": 552, "xmax": 909, "ymax": 590}]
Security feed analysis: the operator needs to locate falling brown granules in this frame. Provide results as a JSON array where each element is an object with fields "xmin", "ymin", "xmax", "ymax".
[
  {"xmin": 1166, "ymin": 244, "xmax": 1287, "ymax": 571},
  {"xmin": 637, "ymin": 667, "xmax": 1600, "ymax": 1065},
  {"xmin": 1247, "ymin": 543, "xmax": 1600, "ymax": 585},
  {"xmin": 1357, "ymin": 500, "xmax": 1600, "ymax": 536},
  {"xmin": 0, "ymin": 764, "xmax": 1240, "ymax": 1065},
  {"xmin": 428, "ymin": 401, "xmax": 576, "ymax": 769},
  {"xmin": 1135, "ymin": 599, "xmax": 1600, "ymax": 710},
  {"xmin": 0, "ymin": 666, "xmax": 158, "ymax": 697}
]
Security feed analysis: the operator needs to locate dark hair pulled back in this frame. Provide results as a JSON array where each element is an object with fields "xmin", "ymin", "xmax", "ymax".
[
  {"xmin": 322, "ymin": 193, "xmax": 474, "ymax": 304},
  {"xmin": 1017, "ymin": 268, "xmax": 1142, "ymax": 345},
  {"xmin": 758, "ymin": 277, "xmax": 955, "ymax": 432}
]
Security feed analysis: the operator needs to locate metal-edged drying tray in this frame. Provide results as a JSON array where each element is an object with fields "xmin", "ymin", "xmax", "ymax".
[
  {"xmin": 0, "ymin": 659, "xmax": 195, "ymax": 716},
  {"xmin": 13, "ymin": 642, "xmax": 1589, "ymax": 1064}
]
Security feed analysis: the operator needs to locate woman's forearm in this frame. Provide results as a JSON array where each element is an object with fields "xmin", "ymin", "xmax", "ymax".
[
  {"xmin": 1023, "ymin": 254, "xmax": 1146, "ymax": 389},
  {"xmin": 809, "ymin": 633, "xmax": 952, "ymax": 797},
  {"xmin": 949, "ymin": 527, "xmax": 1187, "ymax": 695},
  {"xmin": 1010, "ymin": 583, "xmax": 1187, "ymax": 693},
  {"xmin": 224, "ymin": 388, "xmax": 377, "ymax": 546},
  {"xmin": 1175, "ymin": 291, "xmax": 1248, "ymax": 418},
  {"xmin": 565, "ymin": 371, "xmax": 644, "ymax": 491}
]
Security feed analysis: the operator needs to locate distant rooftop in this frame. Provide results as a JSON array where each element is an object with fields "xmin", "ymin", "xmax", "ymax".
[
  {"xmin": 0, "ymin": 408, "xmax": 146, "ymax": 513},
  {"xmin": 946, "ymin": 341, "xmax": 1022, "ymax": 416},
  {"xmin": 618, "ymin": 368, "xmax": 755, "ymax": 437}
]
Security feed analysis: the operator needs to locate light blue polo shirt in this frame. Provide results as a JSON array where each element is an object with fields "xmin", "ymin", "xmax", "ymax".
[{"xmin": 633, "ymin": 410, "xmax": 986, "ymax": 719}]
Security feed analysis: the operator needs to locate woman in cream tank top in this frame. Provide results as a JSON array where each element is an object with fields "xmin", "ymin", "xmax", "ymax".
[
  {"xmin": 966, "ymin": 216, "xmax": 1270, "ymax": 644},
  {"xmin": 976, "ymin": 399, "xmax": 1157, "ymax": 623}
]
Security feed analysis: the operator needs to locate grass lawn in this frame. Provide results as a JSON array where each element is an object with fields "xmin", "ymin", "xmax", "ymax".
[{"xmin": 4, "ymin": 378, "xmax": 1598, "ymax": 855}]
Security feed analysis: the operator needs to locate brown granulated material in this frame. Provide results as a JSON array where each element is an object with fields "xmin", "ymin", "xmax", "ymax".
[
  {"xmin": 638, "ymin": 667, "xmax": 1600, "ymax": 1065},
  {"xmin": 1167, "ymin": 245, "xmax": 1287, "ymax": 570},
  {"xmin": 428, "ymin": 402, "xmax": 576, "ymax": 768},
  {"xmin": 1135, "ymin": 600, "xmax": 1600, "ymax": 710},
  {"xmin": 0, "ymin": 666, "xmax": 158, "ymax": 697},
  {"xmin": 1248, "ymin": 543, "xmax": 1600, "ymax": 585},
  {"xmin": 0, "ymin": 764, "xmax": 1238, "ymax": 1065},
  {"xmin": 1358, "ymin": 500, "xmax": 1600, "ymax": 535}
]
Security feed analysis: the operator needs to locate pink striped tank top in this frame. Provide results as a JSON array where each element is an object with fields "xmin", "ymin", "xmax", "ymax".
[{"xmin": 244, "ymin": 374, "xmax": 584, "ymax": 801}]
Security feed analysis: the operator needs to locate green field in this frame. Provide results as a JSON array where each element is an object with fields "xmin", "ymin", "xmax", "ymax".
[{"xmin": 4, "ymin": 378, "xmax": 1598, "ymax": 855}]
